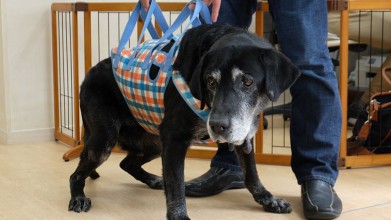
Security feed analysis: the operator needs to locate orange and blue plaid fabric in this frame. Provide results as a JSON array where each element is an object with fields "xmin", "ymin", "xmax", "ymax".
[{"xmin": 111, "ymin": 39, "xmax": 209, "ymax": 135}]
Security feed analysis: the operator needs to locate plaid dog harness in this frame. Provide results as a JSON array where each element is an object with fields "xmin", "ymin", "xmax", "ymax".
[
  {"xmin": 111, "ymin": 0, "xmax": 211, "ymax": 136},
  {"xmin": 111, "ymin": 38, "xmax": 209, "ymax": 135}
]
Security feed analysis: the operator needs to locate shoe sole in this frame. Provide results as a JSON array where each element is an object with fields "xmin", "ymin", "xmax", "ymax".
[
  {"xmin": 186, "ymin": 181, "xmax": 245, "ymax": 197},
  {"xmin": 305, "ymin": 211, "xmax": 341, "ymax": 220}
]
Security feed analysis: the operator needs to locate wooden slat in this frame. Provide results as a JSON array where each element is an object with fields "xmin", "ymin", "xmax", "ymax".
[
  {"xmin": 84, "ymin": 11, "xmax": 92, "ymax": 73},
  {"xmin": 86, "ymin": 2, "xmax": 186, "ymax": 12},
  {"xmin": 158, "ymin": 2, "xmax": 188, "ymax": 11},
  {"xmin": 72, "ymin": 11, "xmax": 81, "ymax": 143},
  {"xmin": 257, "ymin": 1, "xmax": 269, "ymax": 11},
  {"xmin": 86, "ymin": 3, "xmax": 137, "ymax": 12},
  {"xmin": 347, "ymin": 0, "xmax": 391, "ymax": 10},
  {"xmin": 51, "ymin": 3, "xmax": 73, "ymax": 12},
  {"xmin": 63, "ymin": 145, "xmax": 83, "ymax": 161},
  {"xmin": 187, "ymin": 149, "xmax": 216, "ymax": 159},
  {"xmin": 255, "ymin": 10, "xmax": 265, "ymax": 37},
  {"xmin": 254, "ymin": 154, "xmax": 291, "ymax": 166},
  {"xmin": 55, "ymin": 131, "xmax": 78, "ymax": 147},
  {"xmin": 51, "ymin": 10, "xmax": 60, "ymax": 138},
  {"xmin": 345, "ymin": 154, "xmax": 391, "ymax": 167},
  {"xmin": 339, "ymin": 10, "xmax": 350, "ymax": 159},
  {"xmin": 254, "ymin": 116, "xmax": 264, "ymax": 155}
]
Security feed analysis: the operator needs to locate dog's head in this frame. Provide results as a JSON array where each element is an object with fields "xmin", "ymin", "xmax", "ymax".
[{"xmin": 174, "ymin": 24, "xmax": 300, "ymax": 145}]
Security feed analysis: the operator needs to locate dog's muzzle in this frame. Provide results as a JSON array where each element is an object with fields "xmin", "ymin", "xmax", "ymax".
[{"xmin": 207, "ymin": 116, "xmax": 247, "ymax": 146}]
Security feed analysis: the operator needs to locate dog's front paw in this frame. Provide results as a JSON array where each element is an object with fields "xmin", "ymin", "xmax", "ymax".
[
  {"xmin": 262, "ymin": 197, "xmax": 292, "ymax": 213},
  {"xmin": 68, "ymin": 196, "xmax": 92, "ymax": 213}
]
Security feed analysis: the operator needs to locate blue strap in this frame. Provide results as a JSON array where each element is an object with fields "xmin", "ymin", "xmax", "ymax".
[
  {"xmin": 164, "ymin": 0, "xmax": 212, "ymax": 70},
  {"xmin": 112, "ymin": 2, "xmax": 141, "ymax": 68},
  {"xmin": 135, "ymin": 0, "xmax": 157, "ymax": 46},
  {"xmin": 140, "ymin": 9, "xmax": 159, "ymax": 39},
  {"xmin": 151, "ymin": 2, "xmax": 199, "ymax": 47},
  {"xmin": 153, "ymin": 4, "xmax": 169, "ymax": 32},
  {"xmin": 146, "ymin": 0, "xmax": 210, "ymax": 48},
  {"xmin": 139, "ymin": 3, "xmax": 169, "ymax": 39},
  {"xmin": 113, "ymin": 0, "xmax": 161, "ymax": 68},
  {"xmin": 172, "ymin": 70, "xmax": 210, "ymax": 121},
  {"xmin": 139, "ymin": 0, "xmax": 210, "ymax": 70},
  {"xmin": 136, "ymin": 1, "xmax": 197, "ymax": 70}
]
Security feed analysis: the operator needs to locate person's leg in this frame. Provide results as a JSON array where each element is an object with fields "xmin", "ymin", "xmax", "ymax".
[
  {"xmin": 268, "ymin": 0, "xmax": 342, "ymax": 219},
  {"xmin": 185, "ymin": 0, "xmax": 257, "ymax": 197},
  {"xmin": 213, "ymin": 0, "xmax": 257, "ymax": 29}
]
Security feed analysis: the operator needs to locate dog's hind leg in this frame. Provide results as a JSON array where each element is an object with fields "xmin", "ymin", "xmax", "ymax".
[
  {"xmin": 117, "ymin": 127, "xmax": 163, "ymax": 189},
  {"xmin": 234, "ymin": 143, "xmax": 292, "ymax": 214},
  {"xmin": 79, "ymin": 119, "xmax": 101, "ymax": 180},
  {"xmin": 68, "ymin": 124, "xmax": 119, "ymax": 213},
  {"xmin": 120, "ymin": 151, "xmax": 163, "ymax": 189}
]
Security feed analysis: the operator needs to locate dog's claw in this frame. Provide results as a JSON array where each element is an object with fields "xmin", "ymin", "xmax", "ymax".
[
  {"xmin": 68, "ymin": 197, "xmax": 92, "ymax": 213},
  {"xmin": 262, "ymin": 197, "xmax": 292, "ymax": 213}
]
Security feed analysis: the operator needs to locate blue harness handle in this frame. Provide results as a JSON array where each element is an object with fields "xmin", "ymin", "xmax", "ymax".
[
  {"xmin": 140, "ymin": 3, "xmax": 169, "ymax": 39},
  {"xmin": 137, "ymin": 0, "xmax": 212, "ymax": 70},
  {"xmin": 113, "ymin": 0, "xmax": 164, "ymax": 68}
]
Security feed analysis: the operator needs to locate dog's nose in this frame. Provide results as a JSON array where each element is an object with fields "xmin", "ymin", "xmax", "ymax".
[{"xmin": 209, "ymin": 118, "xmax": 229, "ymax": 135}]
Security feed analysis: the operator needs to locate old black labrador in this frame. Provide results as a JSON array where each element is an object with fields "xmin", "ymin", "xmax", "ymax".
[{"xmin": 68, "ymin": 24, "xmax": 300, "ymax": 219}]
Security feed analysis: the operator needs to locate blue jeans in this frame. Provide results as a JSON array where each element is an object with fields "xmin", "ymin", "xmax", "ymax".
[{"xmin": 210, "ymin": 0, "xmax": 342, "ymax": 186}]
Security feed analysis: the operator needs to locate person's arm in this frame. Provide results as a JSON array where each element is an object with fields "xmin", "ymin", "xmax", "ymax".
[{"xmin": 139, "ymin": 0, "xmax": 221, "ymax": 22}]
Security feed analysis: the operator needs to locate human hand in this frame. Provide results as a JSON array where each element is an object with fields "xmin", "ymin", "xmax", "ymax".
[
  {"xmin": 189, "ymin": 0, "xmax": 221, "ymax": 22},
  {"xmin": 140, "ymin": 0, "xmax": 221, "ymax": 22},
  {"xmin": 140, "ymin": 0, "xmax": 150, "ymax": 11}
]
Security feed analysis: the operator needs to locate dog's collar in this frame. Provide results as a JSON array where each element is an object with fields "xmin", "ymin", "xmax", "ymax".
[{"xmin": 171, "ymin": 70, "xmax": 210, "ymax": 121}]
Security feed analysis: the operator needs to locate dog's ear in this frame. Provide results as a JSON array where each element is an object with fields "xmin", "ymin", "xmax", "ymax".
[
  {"xmin": 188, "ymin": 52, "xmax": 211, "ymax": 110},
  {"xmin": 173, "ymin": 25, "xmax": 218, "ymax": 81},
  {"xmin": 259, "ymin": 48, "xmax": 301, "ymax": 101},
  {"xmin": 173, "ymin": 24, "xmax": 236, "ymax": 82}
]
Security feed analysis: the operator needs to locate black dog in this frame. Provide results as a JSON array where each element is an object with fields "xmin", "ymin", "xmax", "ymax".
[{"xmin": 68, "ymin": 24, "xmax": 300, "ymax": 219}]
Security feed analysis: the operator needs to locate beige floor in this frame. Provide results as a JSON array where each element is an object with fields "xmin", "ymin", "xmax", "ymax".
[{"xmin": 0, "ymin": 141, "xmax": 390, "ymax": 220}]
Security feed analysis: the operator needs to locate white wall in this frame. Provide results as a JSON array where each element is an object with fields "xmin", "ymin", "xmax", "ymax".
[
  {"xmin": 1, "ymin": 0, "xmax": 61, "ymax": 144},
  {"xmin": 0, "ymin": 0, "xmax": 190, "ymax": 144},
  {"xmin": 0, "ymin": 0, "xmax": 7, "ymax": 143}
]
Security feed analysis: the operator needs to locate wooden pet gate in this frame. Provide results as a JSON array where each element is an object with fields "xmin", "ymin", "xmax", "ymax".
[{"xmin": 51, "ymin": 0, "xmax": 391, "ymax": 168}]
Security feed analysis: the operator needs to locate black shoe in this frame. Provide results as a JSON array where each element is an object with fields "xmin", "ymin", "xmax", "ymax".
[
  {"xmin": 185, "ymin": 167, "xmax": 245, "ymax": 197},
  {"xmin": 301, "ymin": 180, "xmax": 342, "ymax": 220}
]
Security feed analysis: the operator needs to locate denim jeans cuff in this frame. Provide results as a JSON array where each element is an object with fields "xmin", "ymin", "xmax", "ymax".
[
  {"xmin": 210, "ymin": 161, "xmax": 242, "ymax": 172},
  {"xmin": 297, "ymin": 175, "xmax": 337, "ymax": 186}
]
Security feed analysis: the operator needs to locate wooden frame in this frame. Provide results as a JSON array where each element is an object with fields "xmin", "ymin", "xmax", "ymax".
[{"xmin": 51, "ymin": 4, "xmax": 81, "ymax": 147}]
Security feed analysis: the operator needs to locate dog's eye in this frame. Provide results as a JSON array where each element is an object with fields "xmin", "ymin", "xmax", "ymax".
[
  {"xmin": 242, "ymin": 75, "xmax": 253, "ymax": 87},
  {"xmin": 207, "ymin": 77, "xmax": 216, "ymax": 87}
]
